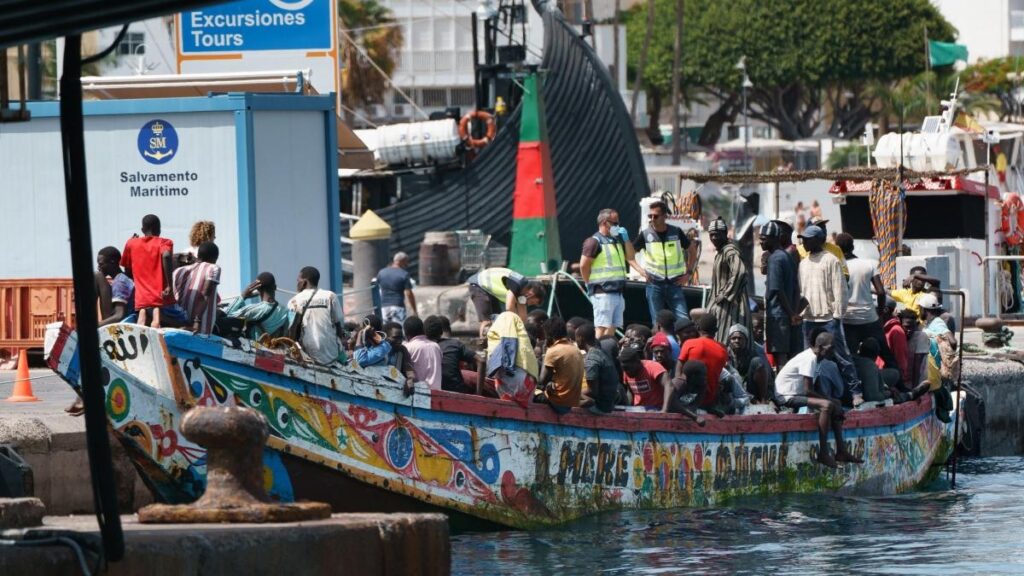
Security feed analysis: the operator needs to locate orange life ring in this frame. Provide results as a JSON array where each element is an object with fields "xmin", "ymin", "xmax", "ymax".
[
  {"xmin": 458, "ymin": 110, "xmax": 496, "ymax": 149},
  {"xmin": 1001, "ymin": 193, "xmax": 1024, "ymax": 246}
]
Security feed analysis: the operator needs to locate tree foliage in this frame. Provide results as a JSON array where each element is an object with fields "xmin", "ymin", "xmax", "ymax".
[
  {"xmin": 339, "ymin": 0, "xmax": 403, "ymax": 120},
  {"xmin": 626, "ymin": 0, "xmax": 957, "ymax": 141},
  {"xmin": 959, "ymin": 57, "xmax": 1024, "ymax": 121}
]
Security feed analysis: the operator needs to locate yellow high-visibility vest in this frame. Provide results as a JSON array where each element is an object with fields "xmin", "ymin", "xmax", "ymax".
[
  {"xmin": 640, "ymin": 225, "xmax": 687, "ymax": 281},
  {"xmin": 588, "ymin": 233, "xmax": 627, "ymax": 291}
]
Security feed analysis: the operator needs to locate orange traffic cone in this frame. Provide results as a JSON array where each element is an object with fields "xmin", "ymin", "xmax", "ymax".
[{"xmin": 6, "ymin": 349, "xmax": 39, "ymax": 402}]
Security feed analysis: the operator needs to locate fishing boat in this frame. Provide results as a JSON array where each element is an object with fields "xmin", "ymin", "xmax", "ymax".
[{"xmin": 44, "ymin": 321, "xmax": 957, "ymax": 529}]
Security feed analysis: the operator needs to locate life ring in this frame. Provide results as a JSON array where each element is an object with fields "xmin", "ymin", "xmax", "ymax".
[
  {"xmin": 1000, "ymin": 193, "xmax": 1024, "ymax": 246},
  {"xmin": 458, "ymin": 110, "xmax": 496, "ymax": 149}
]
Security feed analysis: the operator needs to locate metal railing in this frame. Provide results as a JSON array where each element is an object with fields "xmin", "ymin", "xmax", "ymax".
[{"xmin": 938, "ymin": 289, "xmax": 966, "ymax": 489}]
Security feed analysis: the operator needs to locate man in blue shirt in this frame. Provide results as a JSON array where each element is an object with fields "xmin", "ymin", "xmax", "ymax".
[{"xmin": 377, "ymin": 252, "xmax": 417, "ymax": 324}]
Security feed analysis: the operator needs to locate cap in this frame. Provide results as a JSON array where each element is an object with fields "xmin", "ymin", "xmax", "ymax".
[
  {"xmin": 728, "ymin": 323, "xmax": 750, "ymax": 340},
  {"xmin": 650, "ymin": 332, "xmax": 671, "ymax": 349},
  {"xmin": 917, "ymin": 293, "xmax": 943, "ymax": 311},
  {"xmin": 502, "ymin": 271, "xmax": 527, "ymax": 295},
  {"xmin": 760, "ymin": 221, "xmax": 783, "ymax": 238},
  {"xmin": 708, "ymin": 218, "xmax": 728, "ymax": 234},
  {"xmin": 799, "ymin": 225, "xmax": 825, "ymax": 239}
]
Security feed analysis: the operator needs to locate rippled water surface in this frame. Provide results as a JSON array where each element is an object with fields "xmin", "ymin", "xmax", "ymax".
[{"xmin": 451, "ymin": 457, "xmax": 1024, "ymax": 575}]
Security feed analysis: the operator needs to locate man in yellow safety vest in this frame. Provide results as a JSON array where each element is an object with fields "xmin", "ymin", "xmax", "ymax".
[
  {"xmin": 634, "ymin": 200, "xmax": 693, "ymax": 324},
  {"xmin": 467, "ymin": 267, "xmax": 546, "ymax": 337},
  {"xmin": 580, "ymin": 208, "xmax": 647, "ymax": 339}
]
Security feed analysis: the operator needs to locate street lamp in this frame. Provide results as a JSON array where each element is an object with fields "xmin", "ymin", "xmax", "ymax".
[{"xmin": 736, "ymin": 56, "xmax": 753, "ymax": 171}]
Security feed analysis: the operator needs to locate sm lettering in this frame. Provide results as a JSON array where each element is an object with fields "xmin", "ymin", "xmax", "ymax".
[
  {"xmin": 556, "ymin": 441, "xmax": 629, "ymax": 487},
  {"xmin": 150, "ymin": 136, "xmax": 166, "ymax": 149}
]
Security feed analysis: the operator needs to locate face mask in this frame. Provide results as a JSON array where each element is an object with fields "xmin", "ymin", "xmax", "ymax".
[{"xmin": 610, "ymin": 225, "xmax": 622, "ymax": 237}]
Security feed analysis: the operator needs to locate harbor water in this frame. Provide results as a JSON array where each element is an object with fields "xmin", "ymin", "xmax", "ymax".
[{"xmin": 452, "ymin": 457, "xmax": 1024, "ymax": 575}]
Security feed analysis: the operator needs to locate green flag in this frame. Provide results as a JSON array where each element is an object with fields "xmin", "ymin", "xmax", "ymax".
[{"xmin": 928, "ymin": 40, "xmax": 968, "ymax": 67}]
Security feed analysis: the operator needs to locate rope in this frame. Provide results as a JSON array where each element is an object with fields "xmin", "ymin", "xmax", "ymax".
[
  {"xmin": 0, "ymin": 373, "xmax": 61, "ymax": 387},
  {"xmin": 869, "ymin": 179, "xmax": 905, "ymax": 288},
  {"xmin": 678, "ymin": 166, "xmax": 989, "ymax": 185}
]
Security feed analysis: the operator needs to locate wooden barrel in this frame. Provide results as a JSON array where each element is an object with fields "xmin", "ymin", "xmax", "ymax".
[
  {"xmin": 419, "ymin": 243, "xmax": 452, "ymax": 286},
  {"xmin": 423, "ymin": 231, "xmax": 460, "ymax": 278}
]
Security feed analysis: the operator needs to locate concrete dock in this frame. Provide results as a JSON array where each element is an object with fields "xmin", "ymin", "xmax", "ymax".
[{"xmin": 0, "ymin": 513, "xmax": 450, "ymax": 575}]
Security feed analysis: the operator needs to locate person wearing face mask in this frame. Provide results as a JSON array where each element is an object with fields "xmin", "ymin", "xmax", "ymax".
[{"xmin": 580, "ymin": 208, "xmax": 647, "ymax": 339}]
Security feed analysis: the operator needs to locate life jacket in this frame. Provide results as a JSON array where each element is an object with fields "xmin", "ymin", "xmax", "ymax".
[
  {"xmin": 588, "ymin": 233, "xmax": 627, "ymax": 292},
  {"xmin": 640, "ymin": 225, "xmax": 687, "ymax": 281},
  {"xmin": 471, "ymin": 267, "xmax": 525, "ymax": 301}
]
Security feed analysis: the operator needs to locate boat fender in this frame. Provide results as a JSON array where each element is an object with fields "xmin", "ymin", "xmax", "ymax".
[
  {"xmin": 1000, "ymin": 193, "xmax": 1024, "ymax": 246},
  {"xmin": 459, "ymin": 110, "xmax": 497, "ymax": 149}
]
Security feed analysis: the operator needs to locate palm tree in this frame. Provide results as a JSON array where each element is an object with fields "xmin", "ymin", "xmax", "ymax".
[{"xmin": 338, "ymin": 0, "xmax": 403, "ymax": 125}]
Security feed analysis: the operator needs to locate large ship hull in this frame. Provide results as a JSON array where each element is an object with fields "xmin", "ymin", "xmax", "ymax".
[{"xmin": 45, "ymin": 323, "xmax": 955, "ymax": 529}]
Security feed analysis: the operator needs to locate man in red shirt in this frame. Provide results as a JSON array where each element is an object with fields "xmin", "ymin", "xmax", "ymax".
[
  {"xmin": 618, "ymin": 346, "xmax": 670, "ymax": 409},
  {"xmin": 677, "ymin": 313, "xmax": 729, "ymax": 411},
  {"xmin": 121, "ymin": 214, "xmax": 174, "ymax": 327},
  {"xmin": 877, "ymin": 298, "xmax": 909, "ymax": 391}
]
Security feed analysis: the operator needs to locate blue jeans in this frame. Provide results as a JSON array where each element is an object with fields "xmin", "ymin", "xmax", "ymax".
[
  {"xmin": 645, "ymin": 281, "xmax": 689, "ymax": 326},
  {"xmin": 803, "ymin": 319, "xmax": 862, "ymax": 395},
  {"xmin": 815, "ymin": 359, "xmax": 845, "ymax": 401}
]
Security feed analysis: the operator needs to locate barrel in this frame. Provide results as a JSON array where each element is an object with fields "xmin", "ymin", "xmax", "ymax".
[
  {"xmin": 423, "ymin": 231, "xmax": 460, "ymax": 279},
  {"xmin": 419, "ymin": 243, "xmax": 452, "ymax": 286}
]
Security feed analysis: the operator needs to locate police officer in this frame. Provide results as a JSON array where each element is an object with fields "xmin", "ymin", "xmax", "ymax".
[
  {"xmin": 634, "ymin": 200, "xmax": 692, "ymax": 324},
  {"xmin": 467, "ymin": 267, "xmax": 546, "ymax": 337},
  {"xmin": 580, "ymin": 208, "xmax": 647, "ymax": 339}
]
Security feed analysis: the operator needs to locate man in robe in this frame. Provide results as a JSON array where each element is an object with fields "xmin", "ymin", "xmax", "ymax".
[{"xmin": 707, "ymin": 217, "xmax": 751, "ymax": 343}]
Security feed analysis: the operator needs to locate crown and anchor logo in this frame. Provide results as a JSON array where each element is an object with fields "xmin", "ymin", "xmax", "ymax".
[{"xmin": 137, "ymin": 118, "xmax": 179, "ymax": 165}]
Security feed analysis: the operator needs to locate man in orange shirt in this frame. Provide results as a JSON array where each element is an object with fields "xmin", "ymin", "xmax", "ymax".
[
  {"xmin": 677, "ymin": 314, "xmax": 729, "ymax": 413},
  {"xmin": 536, "ymin": 317, "xmax": 584, "ymax": 414}
]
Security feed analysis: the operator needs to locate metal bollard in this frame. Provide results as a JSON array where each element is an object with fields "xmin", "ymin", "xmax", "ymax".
[{"xmin": 138, "ymin": 406, "xmax": 331, "ymax": 523}]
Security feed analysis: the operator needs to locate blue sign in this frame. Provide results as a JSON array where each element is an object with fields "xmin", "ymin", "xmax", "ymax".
[
  {"xmin": 138, "ymin": 119, "xmax": 179, "ymax": 165},
  {"xmin": 180, "ymin": 0, "xmax": 332, "ymax": 53}
]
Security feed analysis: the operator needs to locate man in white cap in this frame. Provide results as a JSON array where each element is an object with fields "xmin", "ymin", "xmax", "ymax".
[
  {"xmin": 798, "ymin": 224, "xmax": 863, "ymax": 406},
  {"xmin": 707, "ymin": 217, "xmax": 751, "ymax": 343}
]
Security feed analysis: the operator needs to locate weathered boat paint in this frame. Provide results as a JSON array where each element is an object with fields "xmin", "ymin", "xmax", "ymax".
[{"xmin": 45, "ymin": 323, "xmax": 956, "ymax": 529}]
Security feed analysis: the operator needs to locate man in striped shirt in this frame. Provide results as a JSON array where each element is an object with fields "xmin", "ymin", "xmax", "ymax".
[{"xmin": 173, "ymin": 241, "xmax": 221, "ymax": 335}]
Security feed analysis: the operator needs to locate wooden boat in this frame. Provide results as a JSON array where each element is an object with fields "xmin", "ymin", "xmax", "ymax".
[{"xmin": 44, "ymin": 322, "xmax": 957, "ymax": 529}]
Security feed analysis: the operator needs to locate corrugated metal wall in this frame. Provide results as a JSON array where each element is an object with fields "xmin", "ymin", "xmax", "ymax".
[{"xmin": 375, "ymin": 8, "xmax": 649, "ymax": 273}]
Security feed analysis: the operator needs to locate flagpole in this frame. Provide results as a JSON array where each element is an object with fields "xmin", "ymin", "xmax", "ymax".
[{"xmin": 924, "ymin": 25, "xmax": 931, "ymax": 115}]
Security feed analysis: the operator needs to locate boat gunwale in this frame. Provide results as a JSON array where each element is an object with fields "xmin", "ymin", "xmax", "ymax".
[{"xmin": 158, "ymin": 327, "xmax": 939, "ymax": 438}]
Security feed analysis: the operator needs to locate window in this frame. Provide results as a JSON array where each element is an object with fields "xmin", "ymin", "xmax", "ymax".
[
  {"xmin": 117, "ymin": 31, "xmax": 145, "ymax": 56},
  {"xmin": 421, "ymin": 88, "xmax": 447, "ymax": 107},
  {"xmin": 450, "ymin": 88, "xmax": 475, "ymax": 106},
  {"xmin": 1013, "ymin": 10, "xmax": 1024, "ymax": 41}
]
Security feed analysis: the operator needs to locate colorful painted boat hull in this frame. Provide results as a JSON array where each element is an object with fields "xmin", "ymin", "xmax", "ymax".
[{"xmin": 45, "ymin": 323, "xmax": 956, "ymax": 529}]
